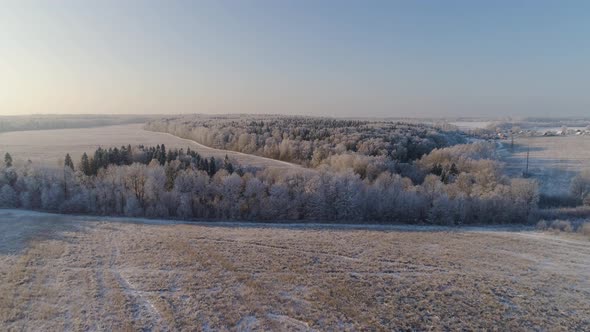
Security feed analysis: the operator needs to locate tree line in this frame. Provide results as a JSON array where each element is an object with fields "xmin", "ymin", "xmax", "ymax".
[
  {"xmin": 0, "ymin": 114, "xmax": 150, "ymax": 133},
  {"xmin": 0, "ymin": 142, "xmax": 541, "ymax": 225},
  {"xmin": 75, "ymin": 145, "xmax": 234, "ymax": 177},
  {"xmin": 144, "ymin": 115, "xmax": 468, "ymax": 173}
]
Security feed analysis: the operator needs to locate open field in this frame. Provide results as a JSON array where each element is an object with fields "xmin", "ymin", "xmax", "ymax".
[
  {"xmin": 500, "ymin": 135, "xmax": 590, "ymax": 195},
  {"xmin": 449, "ymin": 121, "xmax": 492, "ymax": 130},
  {"xmin": 0, "ymin": 210, "xmax": 588, "ymax": 331},
  {"xmin": 0, "ymin": 124, "xmax": 300, "ymax": 171}
]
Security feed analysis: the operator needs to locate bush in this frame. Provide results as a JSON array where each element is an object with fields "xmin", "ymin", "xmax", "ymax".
[
  {"xmin": 534, "ymin": 206, "xmax": 590, "ymax": 221},
  {"xmin": 537, "ymin": 219, "xmax": 573, "ymax": 232},
  {"xmin": 537, "ymin": 219, "xmax": 590, "ymax": 236},
  {"xmin": 536, "ymin": 219, "xmax": 548, "ymax": 230},
  {"xmin": 553, "ymin": 220, "xmax": 573, "ymax": 232}
]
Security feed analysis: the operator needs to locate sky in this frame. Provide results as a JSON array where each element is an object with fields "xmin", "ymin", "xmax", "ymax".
[{"xmin": 1, "ymin": 1, "xmax": 589, "ymax": 118}]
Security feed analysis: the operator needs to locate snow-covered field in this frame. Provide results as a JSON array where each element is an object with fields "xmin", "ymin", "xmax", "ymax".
[
  {"xmin": 0, "ymin": 209, "xmax": 588, "ymax": 330},
  {"xmin": 0, "ymin": 124, "xmax": 301, "ymax": 170},
  {"xmin": 449, "ymin": 121, "xmax": 492, "ymax": 130},
  {"xmin": 500, "ymin": 136, "xmax": 590, "ymax": 195}
]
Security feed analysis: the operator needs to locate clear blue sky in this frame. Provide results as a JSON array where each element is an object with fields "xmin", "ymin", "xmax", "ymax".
[{"xmin": 1, "ymin": 1, "xmax": 589, "ymax": 117}]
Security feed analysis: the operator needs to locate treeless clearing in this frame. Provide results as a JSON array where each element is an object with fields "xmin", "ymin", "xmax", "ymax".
[
  {"xmin": 0, "ymin": 124, "xmax": 301, "ymax": 171},
  {"xmin": 0, "ymin": 210, "xmax": 588, "ymax": 331},
  {"xmin": 501, "ymin": 135, "xmax": 590, "ymax": 195}
]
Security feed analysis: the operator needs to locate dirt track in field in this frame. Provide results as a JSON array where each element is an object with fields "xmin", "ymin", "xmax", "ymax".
[{"xmin": 1, "ymin": 210, "xmax": 589, "ymax": 331}]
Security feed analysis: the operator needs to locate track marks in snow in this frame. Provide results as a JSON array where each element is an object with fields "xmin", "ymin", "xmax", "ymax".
[{"xmin": 112, "ymin": 270, "xmax": 168, "ymax": 332}]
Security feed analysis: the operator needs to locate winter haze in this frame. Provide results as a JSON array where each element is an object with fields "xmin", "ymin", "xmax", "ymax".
[
  {"xmin": 1, "ymin": 2, "xmax": 590, "ymax": 331},
  {"xmin": 2, "ymin": 1, "xmax": 590, "ymax": 117}
]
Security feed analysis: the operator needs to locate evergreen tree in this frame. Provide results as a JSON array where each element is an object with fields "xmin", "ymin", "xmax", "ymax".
[
  {"xmin": 126, "ymin": 144, "xmax": 133, "ymax": 164},
  {"xmin": 111, "ymin": 147, "xmax": 120, "ymax": 165},
  {"xmin": 64, "ymin": 153, "xmax": 75, "ymax": 171},
  {"xmin": 80, "ymin": 153, "xmax": 91, "ymax": 176},
  {"xmin": 89, "ymin": 157, "xmax": 97, "ymax": 176},
  {"xmin": 202, "ymin": 158, "xmax": 209, "ymax": 173},
  {"xmin": 431, "ymin": 163, "xmax": 443, "ymax": 176},
  {"xmin": 159, "ymin": 144, "xmax": 167, "ymax": 165},
  {"xmin": 223, "ymin": 155, "xmax": 234, "ymax": 174},
  {"xmin": 4, "ymin": 153, "xmax": 13, "ymax": 168},
  {"xmin": 208, "ymin": 157, "xmax": 217, "ymax": 176},
  {"xmin": 165, "ymin": 163, "xmax": 176, "ymax": 191}
]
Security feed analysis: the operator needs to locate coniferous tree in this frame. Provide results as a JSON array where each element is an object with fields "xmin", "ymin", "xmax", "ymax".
[
  {"xmin": 208, "ymin": 157, "xmax": 217, "ymax": 176},
  {"xmin": 64, "ymin": 153, "xmax": 75, "ymax": 171},
  {"xmin": 4, "ymin": 152, "xmax": 13, "ymax": 168},
  {"xmin": 126, "ymin": 144, "xmax": 133, "ymax": 164},
  {"xmin": 165, "ymin": 162, "xmax": 176, "ymax": 191},
  {"xmin": 223, "ymin": 155, "xmax": 234, "ymax": 174},
  {"xmin": 80, "ymin": 153, "xmax": 91, "ymax": 176},
  {"xmin": 159, "ymin": 144, "xmax": 167, "ymax": 165}
]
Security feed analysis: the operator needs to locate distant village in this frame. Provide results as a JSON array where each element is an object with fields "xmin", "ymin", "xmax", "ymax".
[
  {"xmin": 494, "ymin": 126, "xmax": 590, "ymax": 139},
  {"xmin": 539, "ymin": 127, "xmax": 590, "ymax": 137}
]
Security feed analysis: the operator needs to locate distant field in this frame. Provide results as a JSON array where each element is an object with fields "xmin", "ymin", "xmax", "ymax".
[
  {"xmin": 0, "ymin": 210, "xmax": 588, "ymax": 330},
  {"xmin": 449, "ymin": 121, "xmax": 491, "ymax": 130},
  {"xmin": 500, "ymin": 136, "xmax": 590, "ymax": 195},
  {"xmin": 0, "ymin": 124, "xmax": 299, "ymax": 170}
]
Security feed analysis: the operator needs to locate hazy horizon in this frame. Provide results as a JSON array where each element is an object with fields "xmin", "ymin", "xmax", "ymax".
[
  {"xmin": 1, "ymin": 4, "xmax": 590, "ymax": 327},
  {"xmin": 2, "ymin": 1, "xmax": 590, "ymax": 117}
]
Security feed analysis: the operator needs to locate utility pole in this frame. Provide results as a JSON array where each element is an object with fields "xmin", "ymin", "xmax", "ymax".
[{"xmin": 524, "ymin": 144, "xmax": 530, "ymax": 177}]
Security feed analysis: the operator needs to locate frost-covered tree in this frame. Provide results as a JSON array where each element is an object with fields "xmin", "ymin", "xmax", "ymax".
[
  {"xmin": 175, "ymin": 193, "xmax": 192, "ymax": 219},
  {"xmin": 243, "ymin": 177, "xmax": 266, "ymax": 218},
  {"xmin": 0, "ymin": 140, "xmax": 544, "ymax": 225},
  {"xmin": 428, "ymin": 195, "xmax": 454, "ymax": 225},
  {"xmin": 333, "ymin": 171, "xmax": 364, "ymax": 221},
  {"xmin": 125, "ymin": 163, "xmax": 148, "ymax": 208},
  {"xmin": 571, "ymin": 170, "xmax": 590, "ymax": 203},
  {"xmin": 0, "ymin": 184, "xmax": 18, "ymax": 208},
  {"xmin": 124, "ymin": 194, "xmax": 143, "ymax": 217},
  {"xmin": 264, "ymin": 184, "xmax": 290, "ymax": 220},
  {"xmin": 4, "ymin": 153, "xmax": 13, "ymax": 168},
  {"xmin": 225, "ymin": 173, "xmax": 244, "ymax": 218},
  {"xmin": 510, "ymin": 178, "xmax": 539, "ymax": 207},
  {"xmin": 144, "ymin": 114, "xmax": 467, "ymax": 171},
  {"xmin": 41, "ymin": 182, "xmax": 64, "ymax": 211}
]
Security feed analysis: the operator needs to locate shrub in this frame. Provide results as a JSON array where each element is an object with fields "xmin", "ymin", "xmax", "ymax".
[
  {"xmin": 537, "ymin": 219, "xmax": 573, "ymax": 232},
  {"xmin": 536, "ymin": 219, "xmax": 548, "ymax": 230},
  {"xmin": 534, "ymin": 206, "xmax": 590, "ymax": 221},
  {"xmin": 552, "ymin": 220, "xmax": 573, "ymax": 232}
]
